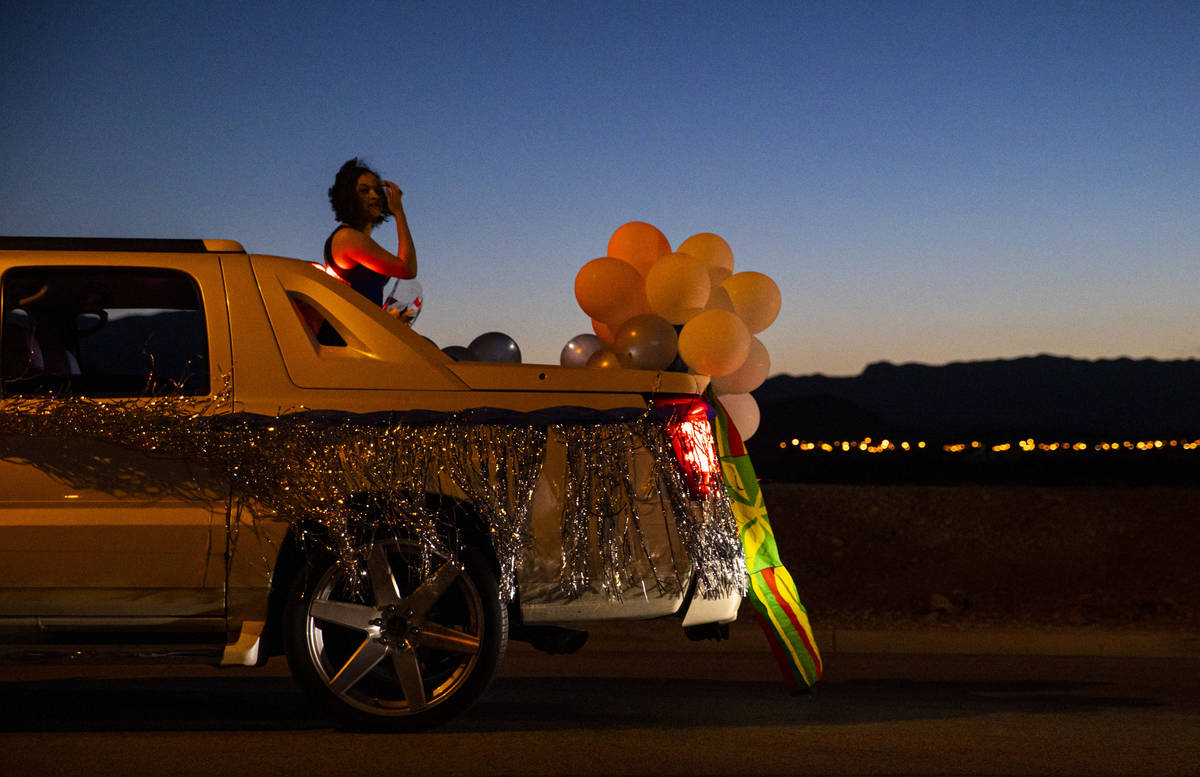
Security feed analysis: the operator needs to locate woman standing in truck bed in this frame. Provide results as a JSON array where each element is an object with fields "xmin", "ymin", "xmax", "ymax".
[{"xmin": 324, "ymin": 157, "xmax": 417, "ymax": 306}]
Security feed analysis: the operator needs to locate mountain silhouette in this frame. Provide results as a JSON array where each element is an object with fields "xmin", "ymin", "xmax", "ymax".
[{"xmin": 751, "ymin": 354, "xmax": 1200, "ymax": 446}]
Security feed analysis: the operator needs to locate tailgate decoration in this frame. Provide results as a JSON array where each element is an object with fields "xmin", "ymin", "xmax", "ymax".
[{"xmin": 0, "ymin": 388, "xmax": 744, "ymax": 603}]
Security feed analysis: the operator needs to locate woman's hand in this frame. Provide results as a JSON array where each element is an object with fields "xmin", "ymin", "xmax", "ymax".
[{"xmin": 383, "ymin": 180, "xmax": 404, "ymax": 215}]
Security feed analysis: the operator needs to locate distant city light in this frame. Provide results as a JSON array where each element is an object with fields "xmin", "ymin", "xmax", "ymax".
[{"xmin": 767, "ymin": 436, "xmax": 1200, "ymax": 456}]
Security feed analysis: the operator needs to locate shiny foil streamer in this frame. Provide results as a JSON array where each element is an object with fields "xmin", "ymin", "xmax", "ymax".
[{"xmin": 0, "ymin": 388, "xmax": 745, "ymax": 602}]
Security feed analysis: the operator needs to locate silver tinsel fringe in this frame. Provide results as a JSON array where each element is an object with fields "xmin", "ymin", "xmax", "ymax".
[{"xmin": 0, "ymin": 387, "xmax": 745, "ymax": 602}]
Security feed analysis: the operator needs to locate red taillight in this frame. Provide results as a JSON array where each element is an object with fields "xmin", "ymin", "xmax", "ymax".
[{"xmin": 660, "ymin": 397, "xmax": 720, "ymax": 498}]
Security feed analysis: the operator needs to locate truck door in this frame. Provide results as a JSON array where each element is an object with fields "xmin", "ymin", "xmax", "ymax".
[{"xmin": 0, "ymin": 260, "xmax": 232, "ymax": 624}]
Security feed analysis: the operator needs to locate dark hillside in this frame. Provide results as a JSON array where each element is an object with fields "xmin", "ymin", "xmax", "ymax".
[
  {"xmin": 753, "ymin": 355, "xmax": 1200, "ymax": 443},
  {"xmin": 748, "ymin": 356, "xmax": 1200, "ymax": 484}
]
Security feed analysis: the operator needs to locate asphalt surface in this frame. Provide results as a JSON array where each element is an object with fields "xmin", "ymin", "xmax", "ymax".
[{"xmin": 3, "ymin": 619, "xmax": 1199, "ymax": 777}]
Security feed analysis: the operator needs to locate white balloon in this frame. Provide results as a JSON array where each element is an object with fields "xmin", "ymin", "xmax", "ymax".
[
  {"xmin": 718, "ymin": 393, "xmax": 760, "ymax": 441},
  {"xmin": 711, "ymin": 337, "xmax": 770, "ymax": 395}
]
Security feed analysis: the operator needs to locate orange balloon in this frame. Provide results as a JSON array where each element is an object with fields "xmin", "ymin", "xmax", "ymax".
[
  {"xmin": 574, "ymin": 256, "xmax": 649, "ymax": 326},
  {"xmin": 607, "ymin": 221, "xmax": 671, "ymax": 277},
  {"xmin": 678, "ymin": 233, "xmax": 734, "ymax": 283},
  {"xmin": 644, "ymin": 252, "xmax": 711, "ymax": 324},
  {"xmin": 721, "ymin": 271, "xmax": 781, "ymax": 334},
  {"xmin": 677, "ymin": 309, "xmax": 751, "ymax": 377},
  {"xmin": 592, "ymin": 319, "xmax": 615, "ymax": 344}
]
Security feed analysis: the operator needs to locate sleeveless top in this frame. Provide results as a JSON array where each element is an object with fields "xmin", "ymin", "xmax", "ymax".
[{"xmin": 324, "ymin": 224, "xmax": 389, "ymax": 307}]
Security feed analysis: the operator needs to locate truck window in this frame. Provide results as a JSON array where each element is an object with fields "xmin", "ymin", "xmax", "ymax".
[
  {"xmin": 0, "ymin": 266, "xmax": 209, "ymax": 397},
  {"xmin": 292, "ymin": 297, "xmax": 346, "ymax": 347}
]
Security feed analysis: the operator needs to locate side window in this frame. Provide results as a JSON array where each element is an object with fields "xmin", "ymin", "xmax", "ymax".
[
  {"xmin": 1, "ymin": 266, "xmax": 209, "ymax": 397},
  {"xmin": 291, "ymin": 296, "xmax": 346, "ymax": 347}
]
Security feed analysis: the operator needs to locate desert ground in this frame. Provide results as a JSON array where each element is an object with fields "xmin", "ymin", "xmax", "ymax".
[{"xmin": 761, "ymin": 482, "xmax": 1198, "ymax": 632}]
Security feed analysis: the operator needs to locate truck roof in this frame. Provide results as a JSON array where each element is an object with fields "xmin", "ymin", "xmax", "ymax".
[{"xmin": 0, "ymin": 237, "xmax": 245, "ymax": 253}]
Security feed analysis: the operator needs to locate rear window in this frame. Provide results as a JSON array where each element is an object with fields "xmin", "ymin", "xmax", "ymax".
[{"xmin": 1, "ymin": 266, "xmax": 209, "ymax": 397}]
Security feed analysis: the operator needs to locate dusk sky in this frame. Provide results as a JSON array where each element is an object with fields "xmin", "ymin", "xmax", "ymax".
[{"xmin": 3, "ymin": 1, "xmax": 1197, "ymax": 377}]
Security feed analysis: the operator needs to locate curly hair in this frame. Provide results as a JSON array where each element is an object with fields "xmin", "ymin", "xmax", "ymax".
[{"xmin": 328, "ymin": 157, "xmax": 390, "ymax": 229}]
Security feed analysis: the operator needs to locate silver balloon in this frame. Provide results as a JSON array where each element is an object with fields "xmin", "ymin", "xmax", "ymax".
[
  {"xmin": 560, "ymin": 333, "xmax": 605, "ymax": 367},
  {"xmin": 613, "ymin": 313, "xmax": 678, "ymax": 370},
  {"xmin": 468, "ymin": 331, "xmax": 522, "ymax": 363},
  {"xmin": 586, "ymin": 348, "xmax": 623, "ymax": 369},
  {"xmin": 441, "ymin": 345, "xmax": 472, "ymax": 361}
]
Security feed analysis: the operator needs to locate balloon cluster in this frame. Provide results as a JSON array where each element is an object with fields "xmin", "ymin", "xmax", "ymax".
[{"xmin": 564, "ymin": 221, "xmax": 780, "ymax": 440}]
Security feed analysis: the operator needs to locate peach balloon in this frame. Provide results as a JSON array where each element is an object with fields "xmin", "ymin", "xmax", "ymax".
[
  {"xmin": 574, "ymin": 256, "xmax": 649, "ymax": 327},
  {"xmin": 678, "ymin": 233, "xmax": 734, "ymax": 283},
  {"xmin": 703, "ymin": 285, "xmax": 735, "ymax": 313},
  {"xmin": 721, "ymin": 271, "xmax": 781, "ymax": 334},
  {"xmin": 644, "ymin": 252, "xmax": 711, "ymax": 324},
  {"xmin": 717, "ymin": 393, "xmax": 760, "ymax": 440},
  {"xmin": 677, "ymin": 309, "xmax": 751, "ymax": 377},
  {"xmin": 606, "ymin": 221, "xmax": 671, "ymax": 277},
  {"xmin": 711, "ymin": 336, "xmax": 770, "ymax": 395}
]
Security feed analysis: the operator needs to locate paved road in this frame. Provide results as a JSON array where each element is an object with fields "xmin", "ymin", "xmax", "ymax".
[{"xmin": 3, "ymin": 625, "xmax": 1198, "ymax": 777}]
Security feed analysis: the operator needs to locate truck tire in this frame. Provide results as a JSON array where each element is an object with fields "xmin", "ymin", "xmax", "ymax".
[{"xmin": 283, "ymin": 538, "xmax": 506, "ymax": 731}]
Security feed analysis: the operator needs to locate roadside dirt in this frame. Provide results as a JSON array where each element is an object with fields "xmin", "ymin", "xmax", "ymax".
[{"xmin": 762, "ymin": 483, "xmax": 1199, "ymax": 632}]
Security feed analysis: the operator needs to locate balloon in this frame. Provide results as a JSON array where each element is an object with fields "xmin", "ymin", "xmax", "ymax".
[
  {"xmin": 677, "ymin": 309, "xmax": 751, "ymax": 377},
  {"xmin": 468, "ymin": 331, "xmax": 521, "ymax": 363},
  {"xmin": 560, "ymin": 333, "xmax": 605, "ymax": 367},
  {"xmin": 592, "ymin": 318, "xmax": 615, "ymax": 344},
  {"xmin": 711, "ymin": 336, "xmax": 770, "ymax": 394},
  {"xmin": 718, "ymin": 393, "xmax": 760, "ymax": 441},
  {"xmin": 678, "ymin": 233, "xmax": 734, "ymax": 284},
  {"xmin": 383, "ymin": 278, "xmax": 423, "ymax": 324},
  {"xmin": 586, "ymin": 348, "xmax": 623, "ymax": 369},
  {"xmin": 441, "ymin": 345, "xmax": 472, "ymax": 361},
  {"xmin": 574, "ymin": 256, "xmax": 649, "ymax": 327},
  {"xmin": 703, "ymin": 285, "xmax": 735, "ymax": 313},
  {"xmin": 722, "ymin": 271, "xmax": 781, "ymax": 334},
  {"xmin": 612, "ymin": 313, "xmax": 678, "ymax": 371},
  {"xmin": 644, "ymin": 252, "xmax": 712, "ymax": 324},
  {"xmin": 606, "ymin": 221, "xmax": 671, "ymax": 277}
]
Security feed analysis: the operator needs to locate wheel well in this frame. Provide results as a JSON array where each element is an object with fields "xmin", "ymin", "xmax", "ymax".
[
  {"xmin": 258, "ymin": 492, "xmax": 500, "ymax": 659},
  {"xmin": 259, "ymin": 524, "xmax": 314, "ymax": 659}
]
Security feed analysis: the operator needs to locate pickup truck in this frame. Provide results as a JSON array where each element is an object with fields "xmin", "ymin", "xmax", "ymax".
[{"xmin": 0, "ymin": 236, "xmax": 744, "ymax": 730}]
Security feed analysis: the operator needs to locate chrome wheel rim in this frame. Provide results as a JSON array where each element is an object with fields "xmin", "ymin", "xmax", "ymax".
[{"xmin": 303, "ymin": 541, "xmax": 484, "ymax": 716}]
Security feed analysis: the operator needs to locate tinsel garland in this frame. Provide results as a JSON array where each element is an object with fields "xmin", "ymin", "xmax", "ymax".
[{"xmin": 0, "ymin": 387, "xmax": 745, "ymax": 603}]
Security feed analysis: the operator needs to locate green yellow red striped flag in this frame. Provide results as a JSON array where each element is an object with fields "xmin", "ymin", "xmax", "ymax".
[{"xmin": 708, "ymin": 389, "xmax": 823, "ymax": 693}]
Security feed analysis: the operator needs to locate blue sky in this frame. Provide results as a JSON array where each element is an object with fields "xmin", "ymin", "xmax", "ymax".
[{"xmin": 3, "ymin": 0, "xmax": 1197, "ymax": 376}]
